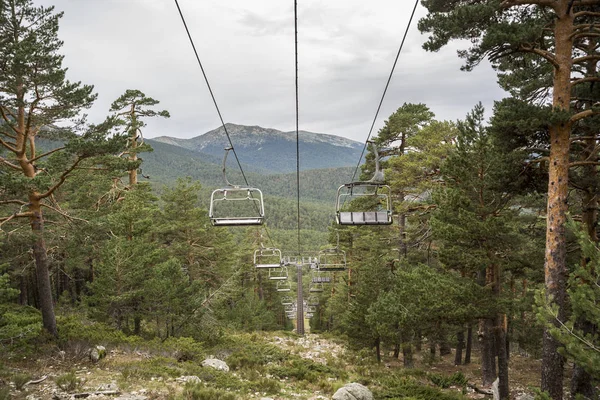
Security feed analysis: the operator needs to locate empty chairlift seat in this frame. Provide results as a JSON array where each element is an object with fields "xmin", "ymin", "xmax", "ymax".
[
  {"xmin": 209, "ymin": 187, "xmax": 265, "ymax": 226},
  {"xmin": 318, "ymin": 247, "xmax": 347, "ymax": 272},
  {"xmin": 254, "ymin": 248, "xmax": 283, "ymax": 269},
  {"xmin": 335, "ymin": 182, "xmax": 393, "ymax": 226}
]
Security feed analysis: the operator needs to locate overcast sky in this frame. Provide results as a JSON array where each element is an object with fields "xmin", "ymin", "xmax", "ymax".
[{"xmin": 37, "ymin": 0, "xmax": 507, "ymax": 143}]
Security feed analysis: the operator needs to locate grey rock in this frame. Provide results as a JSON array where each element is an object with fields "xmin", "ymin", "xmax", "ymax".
[
  {"xmin": 89, "ymin": 345, "xmax": 107, "ymax": 363},
  {"xmin": 176, "ymin": 375, "xmax": 201, "ymax": 384},
  {"xmin": 515, "ymin": 394, "xmax": 535, "ymax": 400},
  {"xmin": 332, "ymin": 382, "xmax": 373, "ymax": 400},
  {"xmin": 201, "ymin": 358, "xmax": 229, "ymax": 372},
  {"xmin": 492, "ymin": 378, "xmax": 500, "ymax": 400}
]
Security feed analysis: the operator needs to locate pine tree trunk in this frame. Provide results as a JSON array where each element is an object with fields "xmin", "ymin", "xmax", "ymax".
[
  {"xmin": 496, "ymin": 314, "xmax": 509, "ymax": 400},
  {"xmin": 19, "ymin": 274, "xmax": 28, "ymax": 305},
  {"xmin": 403, "ymin": 342, "xmax": 414, "ymax": 368},
  {"xmin": 541, "ymin": 5, "xmax": 574, "ymax": 399},
  {"xmin": 30, "ymin": 201, "xmax": 57, "ymax": 337},
  {"xmin": 455, "ymin": 329, "xmax": 464, "ymax": 365},
  {"xmin": 440, "ymin": 333, "xmax": 452, "ymax": 357},
  {"xmin": 465, "ymin": 324, "xmax": 472, "ymax": 365},
  {"xmin": 375, "ymin": 337, "xmax": 381, "ymax": 363},
  {"xmin": 480, "ymin": 318, "xmax": 496, "ymax": 387},
  {"xmin": 393, "ymin": 342, "xmax": 400, "ymax": 358}
]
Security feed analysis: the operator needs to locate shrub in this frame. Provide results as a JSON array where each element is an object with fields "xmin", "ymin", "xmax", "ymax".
[
  {"xmin": 55, "ymin": 371, "xmax": 83, "ymax": 392},
  {"xmin": 0, "ymin": 386, "xmax": 10, "ymax": 400},
  {"xmin": 0, "ymin": 304, "xmax": 41, "ymax": 352},
  {"xmin": 429, "ymin": 372, "xmax": 468, "ymax": 389},
  {"xmin": 182, "ymin": 383, "xmax": 237, "ymax": 399},
  {"xmin": 13, "ymin": 373, "xmax": 31, "ymax": 391}
]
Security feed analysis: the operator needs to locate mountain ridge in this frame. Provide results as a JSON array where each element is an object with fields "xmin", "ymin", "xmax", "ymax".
[{"xmin": 150, "ymin": 123, "xmax": 363, "ymax": 173}]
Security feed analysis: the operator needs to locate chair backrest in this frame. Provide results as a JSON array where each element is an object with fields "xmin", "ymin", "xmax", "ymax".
[{"xmin": 210, "ymin": 187, "xmax": 265, "ymax": 226}]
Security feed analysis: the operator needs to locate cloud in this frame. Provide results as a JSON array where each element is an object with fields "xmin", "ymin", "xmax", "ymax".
[{"xmin": 36, "ymin": 0, "xmax": 506, "ymax": 142}]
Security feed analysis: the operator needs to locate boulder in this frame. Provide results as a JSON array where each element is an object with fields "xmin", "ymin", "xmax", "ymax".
[
  {"xmin": 89, "ymin": 345, "xmax": 106, "ymax": 363},
  {"xmin": 201, "ymin": 358, "xmax": 229, "ymax": 372},
  {"xmin": 332, "ymin": 382, "xmax": 373, "ymax": 400}
]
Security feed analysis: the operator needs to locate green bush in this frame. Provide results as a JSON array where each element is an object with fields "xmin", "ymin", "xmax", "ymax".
[
  {"xmin": 12, "ymin": 373, "xmax": 31, "ymax": 391},
  {"xmin": 223, "ymin": 338, "xmax": 287, "ymax": 370},
  {"xmin": 246, "ymin": 377, "xmax": 280, "ymax": 395},
  {"xmin": 428, "ymin": 372, "xmax": 468, "ymax": 389},
  {"xmin": 0, "ymin": 304, "xmax": 41, "ymax": 352},
  {"xmin": 160, "ymin": 336, "xmax": 204, "ymax": 361},
  {"xmin": 55, "ymin": 371, "xmax": 82, "ymax": 392},
  {"xmin": 181, "ymin": 383, "xmax": 237, "ymax": 400},
  {"xmin": 268, "ymin": 357, "xmax": 343, "ymax": 383},
  {"xmin": 0, "ymin": 386, "xmax": 10, "ymax": 400},
  {"xmin": 374, "ymin": 376, "xmax": 468, "ymax": 400}
]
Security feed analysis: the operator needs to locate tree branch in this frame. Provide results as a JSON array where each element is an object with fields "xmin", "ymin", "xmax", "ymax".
[
  {"xmin": 29, "ymin": 146, "xmax": 65, "ymax": 163},
  {"xmin": 0, "ymin": 137, "xmax": 18, "ymax": 152},
  {"xmin": 41, "ymin": 203, "xmax": 88, "ymax": 223},
  {"xmin": 569, "ymin": 161, "xmax": 600, "ymax": 167},
  {"xmin": 0, "ymin": 200, "xmax": 26, "ymax": 206},
  {"xmin": 571, "ymin": 108, "xmax": 600, "ymax": 123},
  {"xmin": 0, "ymin": 156, "xmax": 20, "ymax": 170},
  {"xmin": 37, "ymin": 157, "xmax": 83, "ymax": 200}
]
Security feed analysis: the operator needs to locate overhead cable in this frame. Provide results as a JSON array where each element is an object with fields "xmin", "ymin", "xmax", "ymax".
[{"xmin": 350, "ymin": 0, "xmax": 420, "ymax": 183}]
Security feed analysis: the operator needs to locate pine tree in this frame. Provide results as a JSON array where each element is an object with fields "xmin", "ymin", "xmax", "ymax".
[
  {"xmin": 418, "ymin": 2, "xmax": 600, "ymax": 397},
  {"xmin": 0, "ymin": 0, "xmax": 124, "ymax": 337}
]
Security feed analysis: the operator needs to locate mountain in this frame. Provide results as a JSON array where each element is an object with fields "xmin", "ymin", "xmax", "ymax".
[
  {"xmin": 142, "ymin": 139, "xmax": 355, "ymax": 204},
  {"xmin": 150, "ymin": 123, "xmax": 363, "ymax": 174}
]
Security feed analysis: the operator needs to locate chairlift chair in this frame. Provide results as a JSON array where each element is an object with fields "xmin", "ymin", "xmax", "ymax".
[
  {"xmin": 307, "ymin": 295, "xmax": 319, "ymax": 307},
  {"xmin": 309, "ymin": 282, "xmax": 324, "ymax": 293},
  {"xmin": 269, "ymin": 266, "xmax": 289, "ymax": 281},
  {"xmin": 318, "ymin": 248, "xmax": 347, "ymax": 271},
  {"xmin": 307, "ymin": 306, "xmax": 316, "ymax": 313},
  {"xmin": 335, "ymin": 142, "xmax": 392, "ymax": 226},
  {"xmin": 276, "ymin": 280, "xmax": 292, "ymax": 292},
  {"xmin": 254, "ymin": 247, "xmax": 283, "ymax": 269},
  {"xmin": 335, "ymin": 182, "xmax": 393, "ymax": 225},
  {"xmin": 306, "ymin": 313, "xmax": 314, "ymax": 318},
  {"xmin": 209, "ymin": 148, "xmax": 265, "ymax": 226},
  {"xmin": 281, "ymin": 296, "xmax": 293, "ymax": 306},
  {"xmin": 318, "ymin": 232, "xmax": 348, "ymax": 271}
]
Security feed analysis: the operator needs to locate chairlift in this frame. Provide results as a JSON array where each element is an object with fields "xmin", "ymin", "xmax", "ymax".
[
  {"xmin": 336, "ymin": 183, "xmax": 392, "ymax": 225},
  {"xmin": 306, "ymin": 313, "xmax": 314, "ymax": 318},
  {"xmin": 254, "ymin": 247, "xmax": 283, "ymax": 269},
  {"xmin": 311, "ymin": 270, "xmax": 331, "ymax": 284},
  {"xmin": 276, "ymin": 280, "xmax": 292, "ymax": 292},
  {"xmin": 307, "ymin": 295, "xmax": 319, "ymax": 306},
  {"xmin": 281, "ymin": 296, "xmax": 293, "ymax": 306},
  {"xmin": 269, "ymin": 266, "xmax": 289, "ymax": 281},
  {"xmin": 318, "ymin": 232, "xmax": 347, "ymax": 271},
  {"xmin": 307, "ymin": 306, "xmax": 316, "ymax": 313},
  {"xmin": 209, "ymin": 148, "xmax": 265, "ymax": 226},
  {"xmin": 309, "ymin": 282, "xmax": 324, "ymax": 293},
  {"xmin": 335, "ymin": 142, "xmax": 393, "ymax": 226}
]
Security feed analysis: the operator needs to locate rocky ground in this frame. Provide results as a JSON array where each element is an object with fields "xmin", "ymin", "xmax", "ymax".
[{"xmin": 1, "ymin": 333, "xmax": 541, "ymax": 400}]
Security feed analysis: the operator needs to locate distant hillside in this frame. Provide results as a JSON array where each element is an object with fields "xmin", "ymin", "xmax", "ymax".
[
  {"xmin": 150, "ymin": 123, "xmax": 363, "ymax": 173},
  {"xmin": 142, "ymin": 139, "xmax": 354, "ymax": 204}
]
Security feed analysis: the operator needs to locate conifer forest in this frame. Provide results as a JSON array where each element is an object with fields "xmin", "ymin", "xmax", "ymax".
[{"xmin": 0, "ymin": 0, "xmax": 599, "ymax": 399}]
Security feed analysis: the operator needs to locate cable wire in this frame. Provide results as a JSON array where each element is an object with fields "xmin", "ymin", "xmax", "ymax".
[
  {"xmin": 173, "ymin": 0, "xmax": 276, "ymax": 248},
  {"xmin": 349, "ymin": 0, "xmax": 419, "ymax": 183},
  {"xmin": 294, "ymin": 0, "xmax": 301, "ymax": 257},
  {"xmin": 173, "ymin": 0, "xmax": 249, "ymax": 187}
]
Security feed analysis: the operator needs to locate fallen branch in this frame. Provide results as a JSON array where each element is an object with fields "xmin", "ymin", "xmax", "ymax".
[{"xmin": 25, "ymin": 375, "xmax": 48, "ymax": 385}]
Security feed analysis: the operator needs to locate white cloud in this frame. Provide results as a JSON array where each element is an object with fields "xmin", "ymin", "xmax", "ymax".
[{"xmin": 37, "ymin": 0, "xmax": 506, "ymax": 142}]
